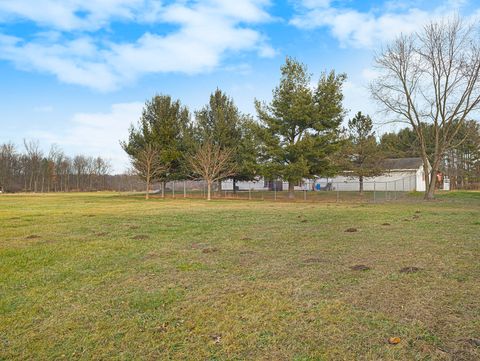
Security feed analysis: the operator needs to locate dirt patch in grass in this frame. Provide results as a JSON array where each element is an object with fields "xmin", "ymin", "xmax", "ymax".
[
  {"xmin": 239, "ymin": 250, "xmax": 256, "ymax": 256},
  {"xmin": 350, "ymin": 264, "xmax": 370, "ymax": 271},
  {"xmin": 25, "ymin": 235, "xmax": 40, "ymax": 240},
  {"xmin": 94, "ymin": 232, "xmax": 108, "ymax": 237},
  {"xmin": 202, "ymin": 247, "xmax": 219, "ymax": 254},
  {"xmin": 466, "ymin": 338, "xmax": 480, "ymax": 347},
  {"xmin": 382, "ymin": 223, "xmax": 391, "ymax": 226},
  {"xmin": 128, "ymin": 225, "xmax": 140, "ymax": 230},
  {"xmin": 154, "ymin": 323, "xmax": 168, "ymax": 333},
  {"xmin": 399, "ymin": 266, "xmax": 422, "ymax": 274},
  {"xmin": 303, "ymin": 257, "xmax": 324, "ymax": 264},
  {"xmin": 132, "ymin": 235, "xmax": 149, "ymax": 240},
  {"xmin": 240, "ymin": 237, "xmax": 252, "ymax": 241},
  {"xmin": 211, "ymin": 335, "xmax": 222, "ymax": 344},
  {"xmin": 345, "ymin": 227, "xmax": 358, "ymax": 232},
  {"xmin": 300, "ymin": 219, "xmax": 308, "ymax": 223},
  {"xmin": 143, "ymin": 252, "xmax": 160, "ymax": 260},
  {"xmin": 191, "ymin": 243, "xmax": 208, "ymax": 249},
  {"xmin": 85, "ymin": 214, "xmax": 96, "ymax": 218}
]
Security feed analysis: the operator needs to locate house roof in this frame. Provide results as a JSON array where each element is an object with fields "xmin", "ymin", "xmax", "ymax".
[{"xmin": 381, "ymin": 157, "xmax": 424, "ymax": 170}]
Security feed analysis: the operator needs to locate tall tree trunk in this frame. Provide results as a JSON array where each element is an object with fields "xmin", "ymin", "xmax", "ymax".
[
  {"xmin": 425, "ymin": 160, "xmax": 440, "ymax": 200},
  {"xmin": 207, "ymin": 181, "xmax": 212, "ymax": 201},
  {"xmin": 426, "ymin": 173, "xmax": 437, "ymax": 199},
  {"xmin": 359, "ymin": 175, "xmax": 364, "ymax": 195},
  {"xmin": 233, "ymin": 178, "xmax": 237, "ymax": 194},
  {"xmin": 145, "ymin": 177, "xmax": 150, "ymax": 200},
  {"xmin": 420, "ymin": 151, "xmax": 432, "ymax": 199},
  {"xmin": 288, "ymin": 181, "xmax": 295, "ymax": 199},
  {"xmin": 161, "ymin": 181, "xmax": 165, "ymax": 198}
]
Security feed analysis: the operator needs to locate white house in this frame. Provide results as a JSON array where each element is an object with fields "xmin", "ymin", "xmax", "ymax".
[
  {"xmin": 314, "ymin": 158, "xmax": 430, "ymax": 192},
  {"xmin": 221, "ymin": 157, "xmax": 431, "ymax": 192}
]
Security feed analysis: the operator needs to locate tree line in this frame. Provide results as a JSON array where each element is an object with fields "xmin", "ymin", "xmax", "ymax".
[
  {"xmin": 0, "ymin": 140, "xmax": 117, "ymax": 192},
  {"xmin": 122, "ymin": 58, "xmax": 350, "ymax": 200},
  {"xmin": 123, "ymin": 54, "xmax": 479, "ymax": 200}
]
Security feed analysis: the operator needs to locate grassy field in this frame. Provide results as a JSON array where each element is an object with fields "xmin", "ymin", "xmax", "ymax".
[{"xmin": 1, "ymin": 192, "xmax": 479, "ymax": 360}]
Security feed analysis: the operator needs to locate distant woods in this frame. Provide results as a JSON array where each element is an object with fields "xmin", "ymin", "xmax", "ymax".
[{"xmin": 0, "ymin": 141, "xmax": 136, "ymax": 193}]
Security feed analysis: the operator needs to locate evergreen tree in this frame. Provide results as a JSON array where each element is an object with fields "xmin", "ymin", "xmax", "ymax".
[
  {"xmin": 344, "ymin": 112, "xmax": 384, "ymax": 194},
  {"xmin": 379, "ymin": 126, "xmax": 435, "ymax": 159},
  {"xmin": 255, "ymin": 57, "xmax": 345, "ymax": 198},
  {"xmin": 121, "ymin": 95, "xmax": 193, "ymax": 196},
  {"xmin": 195, "ymin": 89, "xmax": 258, "ymax": 192}
]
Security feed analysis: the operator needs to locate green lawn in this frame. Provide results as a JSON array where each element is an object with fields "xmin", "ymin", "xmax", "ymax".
[{"xmin": 1, "ymin": 192, "xmax": 479, "ymax": 360}]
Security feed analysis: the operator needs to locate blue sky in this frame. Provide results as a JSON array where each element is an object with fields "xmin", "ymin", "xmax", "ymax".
[{"xmin": 0, "ymin": 0, "xmax": 477, "ymax": 172}]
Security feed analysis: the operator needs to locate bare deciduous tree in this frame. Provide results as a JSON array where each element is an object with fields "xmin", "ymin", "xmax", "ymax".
[
  {"xmin": 371, "ymin": 16, "xmax": 480, "ymax": 199},
  {"xmin": 0, "ymin": 143, "xmax": 17, "ymax": 192},
  {"xmin": 23, "ymin": 139, "xmax": 43, "ymax": 192},
  {"xmin": 188, "ymin": 142, "xmax": 236, "ymax": 200},
  {"xmin": 130, "ymin": 144, "xmax": 165, "ymax": 199}
]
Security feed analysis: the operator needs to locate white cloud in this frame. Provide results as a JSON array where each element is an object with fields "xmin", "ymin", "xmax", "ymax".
[
  {"xmin": 0, "ymin": 0, "xmax": 274, "ymax": 91},
  {"xmin": 0, "ymin": 0, "xmax": 159, "ymax": 31},
  {"xmin": 290, "ymin": 0, "xmax": 473, "ymax": 48},
  {"xmin": 30, "ymin": 102, "xmax": 144, "ymax": 172}
]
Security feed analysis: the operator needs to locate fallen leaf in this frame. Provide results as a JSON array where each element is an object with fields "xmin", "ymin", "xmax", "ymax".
[{"xmin": 388, "ymin": 337, "xmax": 401, "ymax": 345}]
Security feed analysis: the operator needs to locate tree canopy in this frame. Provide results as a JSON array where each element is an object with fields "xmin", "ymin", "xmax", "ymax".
[
  {"xmin": 121, "ymin": 95, "xmax": 194, "ymax": 188},
  {"xmin": 255, "ymin": 57, "xmax": 346, "ymax": 197}
]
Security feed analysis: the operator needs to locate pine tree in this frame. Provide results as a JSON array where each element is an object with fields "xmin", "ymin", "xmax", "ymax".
[
  {"xmin": 344, "ymin": 112, "xmax": 384, "ymax": 194},
  {"xmin": 121, "ymin": 95, "xmax": 193, "ymax": 196},
  {"xmin": 195, "ymin": 89, "xmax": 258, "ymax": 192},
  {"xmin": 255, "ymin": 57, "xmax": 345, "ymax": 198}
]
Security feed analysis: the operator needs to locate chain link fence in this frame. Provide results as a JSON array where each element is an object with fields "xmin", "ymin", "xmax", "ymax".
[{"xmin": 147, "ymin": 175, "xmax": 417, "ymax": 203}]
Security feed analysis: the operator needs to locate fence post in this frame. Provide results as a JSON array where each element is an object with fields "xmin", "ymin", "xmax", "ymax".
[
  {"xmin": 172, "ymin": 181, "xmax": 175, "ymax": 198},
  {"xmin": 183, "ymin": 180, "xmax": 186, "ymax": 198}
]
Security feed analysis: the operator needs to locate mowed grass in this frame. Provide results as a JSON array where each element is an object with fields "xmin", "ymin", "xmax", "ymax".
[{"xmin": 1, "ymin": 192, "xmax": 479, "ymax": 360}]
